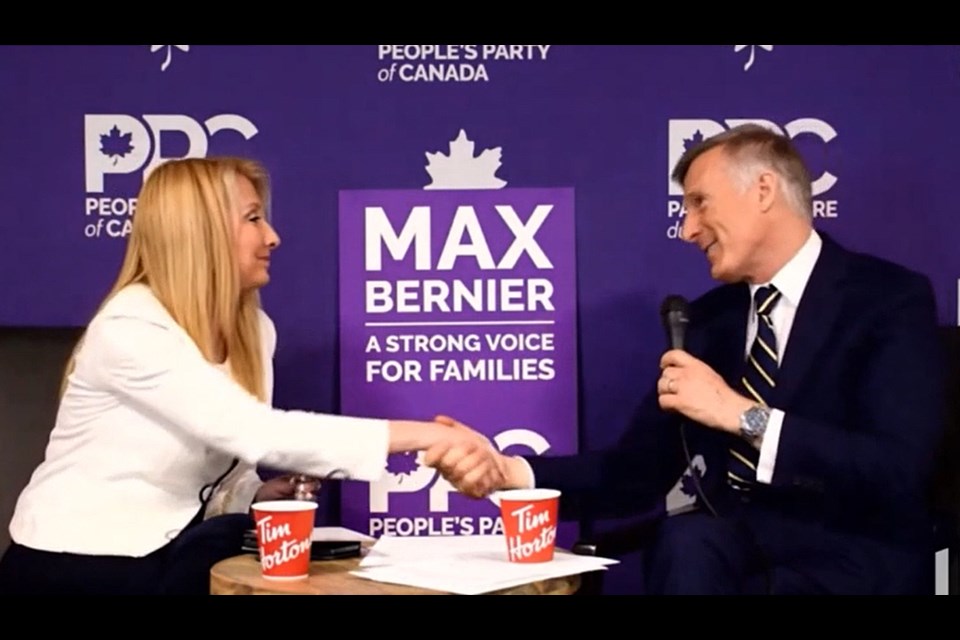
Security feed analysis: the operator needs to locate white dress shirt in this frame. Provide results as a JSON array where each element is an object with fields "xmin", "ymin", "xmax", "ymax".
[
  {"xmin": 748, "ymin": 229, "xmax": 821, "ymax": 483},
  {"xmin": 9, "ymin": 283, "xmax": 389, "ymax": 557},
  {"xmin": 518, "ymin": 230, "xmax": 823, "ymax": 490}
]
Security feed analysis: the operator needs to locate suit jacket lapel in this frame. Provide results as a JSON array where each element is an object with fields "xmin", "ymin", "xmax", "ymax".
[
  {"xmin": 716, "ymin": 287, "xmax": 751, "ymax": 386},
  {"xmin": 691, "ymin": 284, "xmax": 751, "ymax": 386},
  {"xmin": 772, "ymin": 234, "xmax": 848, "ymax": 407}
]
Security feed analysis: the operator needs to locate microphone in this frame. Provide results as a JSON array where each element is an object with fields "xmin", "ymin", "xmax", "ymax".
[
  {"xmin": 658, "ymin": 294, "xmax": 718, "ymax": 518},
  {"xmin": 660, "ymin": 295, "xmax": 690, "ymax": 350},
  {"xmin": 660, "ymin": 295, "xmax": 717, "ymax": 518}
]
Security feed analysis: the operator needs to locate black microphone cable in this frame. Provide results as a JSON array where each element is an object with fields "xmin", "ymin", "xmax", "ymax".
[
  {"xmin": 198, "ymin": 457, "xmax": 240, "ymax": 508},
  {"xmin": 679, "ymin": 420, "xmax": 719, "ymax": 518}
]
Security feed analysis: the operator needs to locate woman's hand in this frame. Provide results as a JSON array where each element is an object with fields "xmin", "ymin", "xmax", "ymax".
[{"xmin": 386, "ymin": 417, "xmax": 506, "ymax": 498}]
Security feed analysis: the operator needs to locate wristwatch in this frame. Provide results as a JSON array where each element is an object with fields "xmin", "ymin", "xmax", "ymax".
[{"xmin": 739, "ymin": 404, "xmax": 771, "ymax": 441}]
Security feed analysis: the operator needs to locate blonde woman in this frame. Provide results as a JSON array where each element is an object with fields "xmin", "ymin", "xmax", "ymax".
[{"xmin": 0, "ymin": 157, "xmax": 502, "ymax": 595}]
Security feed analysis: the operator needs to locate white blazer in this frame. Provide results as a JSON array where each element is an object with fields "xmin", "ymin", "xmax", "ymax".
[{"xmin": 9, "ymin": 283, "xmax": 389, "ymax": 557}]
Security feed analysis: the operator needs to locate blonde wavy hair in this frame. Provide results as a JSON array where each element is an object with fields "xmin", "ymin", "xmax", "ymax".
[{"xmin": 62, "ymin": 156, "xmax": 271, "ymax": 401}]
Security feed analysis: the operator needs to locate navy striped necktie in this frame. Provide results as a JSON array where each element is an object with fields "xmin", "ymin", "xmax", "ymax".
[{"xmin": 727, "ymin": 285, "xmax": 781, "ymax": 492}]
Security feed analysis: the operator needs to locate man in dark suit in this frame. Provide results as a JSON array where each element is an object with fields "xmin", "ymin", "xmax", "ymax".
[{"xmin": 431, "ymin": 123, "xmax": 946, "ymax": 594}]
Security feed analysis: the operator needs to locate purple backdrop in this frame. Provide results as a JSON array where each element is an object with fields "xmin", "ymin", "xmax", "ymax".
[{"xmin": 3, "ymin": 45, "xmax": 959, "ymax": 592}]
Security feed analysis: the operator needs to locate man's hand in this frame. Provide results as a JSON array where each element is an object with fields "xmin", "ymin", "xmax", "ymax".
[
  {"xmin": 425, "ymin": 415, "xmax": 509, "ymax": 498},
  {"xmin": 657, "ymin": 349, "xmax": 754, "ymax": 433}
]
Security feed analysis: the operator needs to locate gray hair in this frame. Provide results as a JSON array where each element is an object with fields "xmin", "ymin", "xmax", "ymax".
[{"xmin": 671, "ymin": 123, "xmax": 813, "ymax": 219}]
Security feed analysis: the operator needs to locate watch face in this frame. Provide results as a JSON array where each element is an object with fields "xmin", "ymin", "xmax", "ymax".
[{"xmin": 742, "ymin": 406, "xmax": 768, "ymax": 437}]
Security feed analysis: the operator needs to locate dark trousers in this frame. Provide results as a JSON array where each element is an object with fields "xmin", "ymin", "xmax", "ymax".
[
  {"xmin": 0, "ymin": 512, "xmax": 253, "ymax": 595},
  {"xmin": 642, "ymin": 505, "xmax": 930, "ymax": 595}
]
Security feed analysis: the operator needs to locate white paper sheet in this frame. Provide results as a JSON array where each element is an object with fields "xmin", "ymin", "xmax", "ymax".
[
  {"xmin": 311, "ymin": 526, "xmax": 375, "ymax": 542},
  {"xmin": 360, "ymin": 533, "xmax": 512, "ymax": 566},
  {"xmin": 350, "ymin": 535, "xmax": 617, "ymax": 595}
]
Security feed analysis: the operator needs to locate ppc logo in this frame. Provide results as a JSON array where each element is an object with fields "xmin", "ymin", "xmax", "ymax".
[
  {"xmin": 369, "ymin": 428, "xmax": 551, "ymax": 513},
  {"xmin": 667, "ymin": 118, "xmax": 838, "ymax": 197},
  {"xmin": 84, "ymin": 114, "xmax": 258, "ymax": 193}
]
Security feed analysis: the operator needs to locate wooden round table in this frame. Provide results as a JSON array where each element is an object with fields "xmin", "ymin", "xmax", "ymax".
[{"xmin": 210, "ymin": 549, "xmax": 582, "ymax": 595}]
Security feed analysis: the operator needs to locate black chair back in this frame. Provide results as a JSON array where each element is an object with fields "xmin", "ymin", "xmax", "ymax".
[
  {"xmin": 930, "ymin": 325, "xmax": 960, "ymax": 593},
  {"xmin": 0, "ymin": 326, "xmax": 85, "ymax": 554}
]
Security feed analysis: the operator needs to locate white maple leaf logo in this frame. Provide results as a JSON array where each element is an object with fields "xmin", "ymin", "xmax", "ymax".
[
  {"xmin": 150, "ymin": 45, "xmax": 190, "ymax": 72},
  {"xmin": 424, "ymin": 129, "xmax": 507, "ymax": 190},
  {"xmin": 734, "ymin": 45, "xmax": 773, "ymax": 71}
]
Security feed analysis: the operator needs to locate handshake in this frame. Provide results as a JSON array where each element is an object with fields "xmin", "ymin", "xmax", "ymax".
[{"xmin": 389, "ymin": 415, "xmax": 530, "ymax": 499}]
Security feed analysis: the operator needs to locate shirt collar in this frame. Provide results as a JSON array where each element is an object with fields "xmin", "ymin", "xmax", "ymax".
[{"xmin": 749, "ymin": 229, "xmax": 822, "ymax": 310}]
